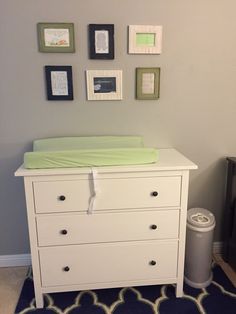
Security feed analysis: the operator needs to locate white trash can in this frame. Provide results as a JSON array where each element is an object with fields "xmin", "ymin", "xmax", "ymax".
[{"xmin": 184, "ymin": 208, "xmax": 216, "ymax": 288}]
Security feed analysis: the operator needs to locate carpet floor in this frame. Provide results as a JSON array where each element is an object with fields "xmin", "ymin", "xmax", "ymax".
[{"xmin": 15, "ymin": 263, "xmax": 236, "ymax": 314}]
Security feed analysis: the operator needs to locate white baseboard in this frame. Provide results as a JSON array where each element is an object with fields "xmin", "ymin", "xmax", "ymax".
[
  {"xmin": 0, "ymin": 254, "xmax": 31, "ymax": 267},
  {"xmin": 213, "ymin": 241, "xmax": 223, "ymax": 255},
  {"xmin": 0, "ymin": 242, "xmax": 223, "ymax": 268}
]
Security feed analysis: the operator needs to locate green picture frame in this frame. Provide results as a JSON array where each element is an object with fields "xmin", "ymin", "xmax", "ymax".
[
  {"xmin": 37, "ymin": 23, "xmax": 75, "ymax": 53},
  {"xmin": 136, "ymin": 67, "xmax": 160, "ymax": 100}
]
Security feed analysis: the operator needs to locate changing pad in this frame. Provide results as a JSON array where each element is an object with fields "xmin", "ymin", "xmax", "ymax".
[
  {"xmin": 33, "ymin": 136, "xmax": 144, "ymax": 151},
  {"xmin": 24, "ymin": 136, "xmax": 158, "ymax": 169}
]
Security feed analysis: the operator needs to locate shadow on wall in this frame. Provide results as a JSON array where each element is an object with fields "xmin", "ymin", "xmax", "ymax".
[
  {"xmin": 0, "ymin": 142, "xmax": 32, "ymax": 253},
  {"xmin": 188, "ymin": 157, "xmax": 227, "ymax": 240}
]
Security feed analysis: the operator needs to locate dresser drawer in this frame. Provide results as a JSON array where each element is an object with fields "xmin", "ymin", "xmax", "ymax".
[
  {"xmin": 39, "ymin": 240, "xmax": 178, "ymax": 287},
  {"xmin": 33, "ymin": 176, "xmax": 181, "ymax": 213},
  {"xmin": 36, "ymin": 210, "xmax": 179, "ymax": 246},
  {"xmin": 33, "ymin": 180, "xmax": 90, "ymax": 213}
]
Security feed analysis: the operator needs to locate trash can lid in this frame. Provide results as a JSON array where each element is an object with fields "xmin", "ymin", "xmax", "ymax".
[{"xmin": 187, "ymin": 208, "xmax": 215, "ymax": 228}]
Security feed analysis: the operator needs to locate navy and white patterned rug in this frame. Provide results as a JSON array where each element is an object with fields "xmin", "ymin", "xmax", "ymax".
[{"xmin": 15, "ymin": 263, "xmax": 236, "ymax": 314}]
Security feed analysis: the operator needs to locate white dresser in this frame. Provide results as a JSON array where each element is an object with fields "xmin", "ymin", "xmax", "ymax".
[{"xmin": 15, "ymin": 148, "xmax": 197, "ymax": 308}]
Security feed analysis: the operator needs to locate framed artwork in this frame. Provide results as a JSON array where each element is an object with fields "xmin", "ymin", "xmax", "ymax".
[
  {"xmin": 136, "ymin": 67, "xmax": 160, "ymax": 100},
  {"xmin": 89, "ymin": 24, "xmax": 114, "ymax": 59},
  {"xmin": 37, "ymin": 23, "xmax": 75, "ymax": 52},
  {"xmin": 86, "ymin": 70, "xmax": 122, "ymax": 100},
  {"xmin": 128, "ymin": 25, "xmax": 162, "ymax": 54},
  {"xmin": 45, "ymin": 66, "xmax": 73, "ymax": 100}
]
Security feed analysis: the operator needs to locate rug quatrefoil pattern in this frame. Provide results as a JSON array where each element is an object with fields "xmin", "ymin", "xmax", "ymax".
[{"xmin": 15, "ymin": 264, "xmax": 236, "ymax": 314}]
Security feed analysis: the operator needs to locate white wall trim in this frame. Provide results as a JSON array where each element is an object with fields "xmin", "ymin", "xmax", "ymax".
[
  {"xmin": 0, "ymin": 242, "xmax": 223, "ymax": 268},
  {"xmin": 213, "ymin": 241, "xmax": 223, "ymax": 255},
  {"xmin": 0, "ymin": 254, "xmax": 31, "ymax": 267}
]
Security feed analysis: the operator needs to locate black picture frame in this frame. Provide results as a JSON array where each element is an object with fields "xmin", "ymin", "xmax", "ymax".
[
  {"xmin": 89, "ymin": 24, "xmax": 114, "ymax": 59},
  {"xmin": 45, "ymin": 66, "xmax": 73, "ymax": 100}
]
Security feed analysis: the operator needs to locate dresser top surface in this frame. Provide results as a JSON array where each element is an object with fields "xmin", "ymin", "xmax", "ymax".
[{"xmin": 15, "ymin": 148, "xmax": 198, "ymax": 177}]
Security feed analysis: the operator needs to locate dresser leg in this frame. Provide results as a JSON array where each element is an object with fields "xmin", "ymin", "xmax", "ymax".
[
  {"xmin": 35, "ymin": 292, "xmax": 44, "ymax": 308},
  {"xmin": 176, "ymin": 282, "xmax": 183, "ymax": 297}
]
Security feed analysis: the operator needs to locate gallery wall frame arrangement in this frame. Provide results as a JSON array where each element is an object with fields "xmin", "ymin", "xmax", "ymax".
[
  {"xmin": 37, "ymin": 23, "xmax": 75, "ymax": 53},
  {"xmin": 86, "ymin": 70, "xmax": 122, "ymax": 100},
  {"xmin": 136, "ymin": 67, "xmax": 160, "ymax": 100},
  {"xmin": 89, "ymin": 24, "xmax": 114, "ymax": 59},
  {"xmin": 128, "ymin": 25, "xmax": 162, "ymax": 54},
  {"xmin": 37, "ymin": 22, "xmax": 163, "ymax": 101},
  {"xmin": 45, "ymin": 66, "xmax": 74, "ymax": 100}
]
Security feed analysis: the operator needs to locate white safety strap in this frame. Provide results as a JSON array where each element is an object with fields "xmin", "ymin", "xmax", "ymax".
[{"xmin": 88, "ymin": 168, "xmax": 99, "ymax": 214}]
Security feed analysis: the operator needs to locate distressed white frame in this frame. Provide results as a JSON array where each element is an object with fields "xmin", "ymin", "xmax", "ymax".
[
  {"xmin": 128, "ymin": 25, "xmax": 162, "ymax": 54},
  {"xmin": 86, "ymin": 70, "xmax": 123, "ymax": 100}
]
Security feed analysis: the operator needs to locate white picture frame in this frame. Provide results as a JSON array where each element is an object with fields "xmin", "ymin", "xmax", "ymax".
[
  {"xmin": 128, "ymin": 25, "xmax": 162, "ymax": 54},
  {"xmin": 86, "ymin": 70, "xmax": 123, "ymax": 100}
]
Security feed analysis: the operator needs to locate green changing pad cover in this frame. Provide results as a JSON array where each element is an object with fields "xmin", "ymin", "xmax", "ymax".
[
  {"xmin": 24, "ymin": 136, "xmax": 158, "ymax": 169},
  {"xmin": 33, "ymin": 136, "xmax": 144, "ymax": 151}
]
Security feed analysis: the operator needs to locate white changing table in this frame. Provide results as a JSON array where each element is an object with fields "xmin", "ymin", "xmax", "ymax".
[{"xmin": 15, "ymin": 148, "xmax": 197, "ymax": 308}]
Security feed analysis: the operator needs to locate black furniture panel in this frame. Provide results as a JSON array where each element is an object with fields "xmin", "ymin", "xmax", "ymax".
[{"xmin": 223, "ymin": 157, "xmax": 236, "ymax": 271}]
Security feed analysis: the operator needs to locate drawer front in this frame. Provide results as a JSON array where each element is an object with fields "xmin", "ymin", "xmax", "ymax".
[
  {"xmin": 34, "ymin": 176, "xmax": 181, "ymax": 213},
  {"xmin": 33, "ymin": 180, "xmax": 90, "ymax": 213},
  {"xmin": 37, "ymin": 210, "xmax": 180, "ymax": 246},
  {"xmin": 96, "ymin": 176, "xmax": 181, "ymax": 210},
  {"xmin": 39, "ymin": 241, "xmax": 178, "ymax": 287}
]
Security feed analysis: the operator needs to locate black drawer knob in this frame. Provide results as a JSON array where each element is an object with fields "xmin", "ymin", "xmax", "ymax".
[
  {"xmin": 150, "ymin": 224, "xmax": 157, "ymax": 230},
  {"xmin": 60, "ymin": 229, "xmax": 68, "ymax": 235},
  {"xmin": 152, "ymin": 191, "xmax": 158, "ymax": 197},
  {"xmin": 149, "ymin": 260, "xmax": 157, "ymax": 266},
  {"xmin": 58, "ymin": 195, "xmax": 66, "ymax": 201},
  {"xmin": 63, "ymin": 266, "xmax": 70, "ymax": 272}
]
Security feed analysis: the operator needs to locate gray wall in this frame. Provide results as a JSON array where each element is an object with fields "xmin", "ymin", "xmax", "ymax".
[{"xmin": 1, "ymin": 0, "xmax": 236, "ymax": 255}]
